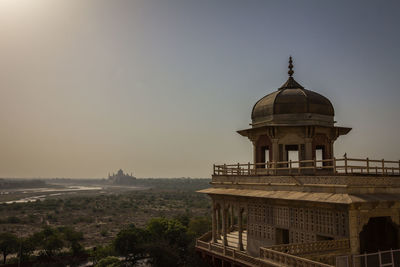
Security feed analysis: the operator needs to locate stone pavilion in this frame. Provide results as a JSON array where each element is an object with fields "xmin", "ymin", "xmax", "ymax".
[{"xmin": 196, "ymin": 57, "xmax": 400, "ymax": 267}]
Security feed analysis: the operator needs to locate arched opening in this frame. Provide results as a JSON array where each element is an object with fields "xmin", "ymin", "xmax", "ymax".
[
  {"xmin": 315, "ymin": 145, "xmax": 324, "ymax": 167},
  {"xmin": 257, "ymin": 145, "xmax": 270, "ymax": 169},
  {"xmin": 359, "ymin": 216, "xmax": 399, "ymax": 254},
  {"xmin": 275, "ymin": 228, "xmax": 289, "ymax": 244},
  {"xmin": 285, "ymin": 145, "xmax": 299, "ymax": 168},
  {"xmin": 255, "ymin": 135, "xmax": 271, "ymax": 169}
]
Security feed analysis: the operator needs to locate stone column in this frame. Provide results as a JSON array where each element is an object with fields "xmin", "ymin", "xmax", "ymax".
[
  {"xmin": 238, "ymin": 207, "xmax": 244, "ymax": 251},
  {"xmin": 253, "ymin": 141, "xmax": 257, "ymax": 165},
  {"xmin": 212, "ymin": 204, "xmax": 217, "ymax": 243},
  {"xmin": 216, "ymin": 207, "xmax": 221, "ymax": 239},
  {"xmin": 222, "ymin": 207, "xmax": 228, "ymax": 246},
  {"xmin": 271, "ymin": 139, "xmax": 279, "ymax": 163},
  {"xmin": 230, "ymin": 205, "xmax": 234, "ymax": 229},
  {"xmin": 303, "ymin": 138, "xmax": 313, "ymax": 174},
  {"xmin": 305, "ymin": 138, "xmax": 313, "ymax": 160},
  {"xmin": 329, "ymin": 140, "xmax": 334, "ymax": 159},
  {"xmin": 348, "ymin": 209, "xmax": 360, "ymax": 255}
]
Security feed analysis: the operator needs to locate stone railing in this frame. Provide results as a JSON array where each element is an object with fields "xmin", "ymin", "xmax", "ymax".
[
  {"xmin": 260, "ymin": 248, "xmax": 334, "ymax": 267},
  {"xmin": 196, "ymin": 239, "xmax": 210, "ymax": 250},
  {"xmin": 196, "ymin": 232, "xmax": 334, "ymax": 267},
  {"xmin": 197, "ymin": 230, "xmax": 213, "ymax": 242},
  {"xmin": 214, "ymin": 156, "xmax": 400, "ymax": 176},
  {"xmin": 266, "ymin": 239, "xmax": 350, "ymax": 256},
  {"xmin": 196, "ymin": 239, "xmax": 263, "ymax": 266}
]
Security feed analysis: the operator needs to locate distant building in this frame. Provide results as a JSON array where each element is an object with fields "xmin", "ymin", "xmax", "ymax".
[
  {"xmin": 108, "ymin": 169, "xmax": 136, "ymax": 185},
  {"xmin": 196, "ymin": 57, "xmax": 400, "ymax": 267}
]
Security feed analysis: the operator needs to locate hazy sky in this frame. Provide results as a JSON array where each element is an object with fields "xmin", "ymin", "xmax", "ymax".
[{"xmin": 0, "ymin": 0, "xmax": 399, "ymax": 178}]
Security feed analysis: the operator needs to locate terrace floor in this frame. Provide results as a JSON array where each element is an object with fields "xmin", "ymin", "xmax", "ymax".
[{"xmin": 216, "ymin": 230, "xmax": 247, "ymax": 251}]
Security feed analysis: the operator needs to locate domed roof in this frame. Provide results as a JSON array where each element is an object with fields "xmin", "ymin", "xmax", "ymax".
[{"xmin": 251, "ymin": 57, "xmax": 335, "ymax": 127}]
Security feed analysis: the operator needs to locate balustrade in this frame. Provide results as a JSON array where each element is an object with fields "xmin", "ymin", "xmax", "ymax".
[
  {"xmin": 265, "ymin": 239, "xmax": 350, "ymax": 256},
  {"xmin": 260, "ymin": 248, "xmax": 334, "ymax": 267},
  {"xmin": 213, "ymin": 156, "xmax": 400, "ymax": 176},
  {"xmin": 196, "ymin": 232, "xmax": 336, "ymax": 267}
]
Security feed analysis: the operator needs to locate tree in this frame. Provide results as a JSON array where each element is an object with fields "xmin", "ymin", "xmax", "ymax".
[
  {"xmin": 187, "ymin": 217, "xmax": 211, "ymax": 237},
  {"xmin": 33, "ymin": 226, "xmax": 64, "ymax": 256},
  {"xmin": 146, "ymin": 218, "xmax": 190, "ymax": 266},
  {"xmin": 112, "ymin": 217, "xmax": 210, "ymax": 267},
  {"xmin": 91, "ymin": 245, "xmax": 116, "ymax": 265},
  {"xmin": 146, "ymin": 218, "xmax": 188, "ymax": 246},
  {"xmin": 175, "ymin": 213, "xmax": 190, "ymax": 227},
  {"xmin": 114, "ymin": 224, "xmax": 148, "ymax": 264},
  {"xmin": 146, "ymin": 242, "xmax": 180, "ymax": 267},
  {"xmin": 58, "ymin": 226, "xmax": 84, "ymax": 255},
  {"xmin": 43, "ymin": 234, "xmax": 64, "ymax": 256},
  {"xmin": 0, "ymin": 232, "xmax": 19, "ymax": 264},
  {"xmin": 18, "ymin": 236, "xmax": 37, "ymax": 262}
]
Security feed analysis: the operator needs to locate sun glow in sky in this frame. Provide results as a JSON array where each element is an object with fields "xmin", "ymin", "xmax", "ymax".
[
  {"xmin": 0, "ymin": 0, "xmax": 399, "ymax": 178},
  {"xmin": 0, "ymin": 0, "xmax": 34, "ymax": 12}
]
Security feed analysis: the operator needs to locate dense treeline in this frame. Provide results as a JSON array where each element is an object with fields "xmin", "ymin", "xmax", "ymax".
[
  {"xmin": 0, "ymin": 226, "xmax": 85, "ymax": 265},
  {"xmin": 0, "ymin": 179, "xmax": 212, "ymax": 266},
  {"xmin": 94, "ymin": 216, "xmax": 210, "ymax": 267},
  {"xmin": 1, "ymin": 185, "xmax": 210, "ymax": 247},
  {"xmin": 0, "ymin": 216, "xmax": 210, "ymax": 267}
]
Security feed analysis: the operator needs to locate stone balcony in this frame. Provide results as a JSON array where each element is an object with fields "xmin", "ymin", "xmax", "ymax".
[
  {"xmin": 207, "ymin": 157, "xmax": 400, "ymax": 199},
  {"xmin": 196, "ymin": 230, "xmax": 350, "ymax": 267}
]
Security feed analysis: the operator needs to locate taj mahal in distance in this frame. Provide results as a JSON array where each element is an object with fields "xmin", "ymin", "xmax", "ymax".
[{"xmin": 196, "ymin": 57, "xmax": 400, "ymax": 267}]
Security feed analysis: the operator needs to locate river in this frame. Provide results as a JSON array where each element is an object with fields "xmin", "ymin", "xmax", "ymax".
[{"xmin": 1, "ymin": 185, "xmax": 103, "ymax": 204}]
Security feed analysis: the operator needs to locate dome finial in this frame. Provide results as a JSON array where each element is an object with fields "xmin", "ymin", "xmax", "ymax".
[
  {"xmin": 288, "ymin": 56, "xmax": 294, "ymax": 77},
  {"xmin": 279, "ymin": 56, "xmax": 304, "ymax": 90}
]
